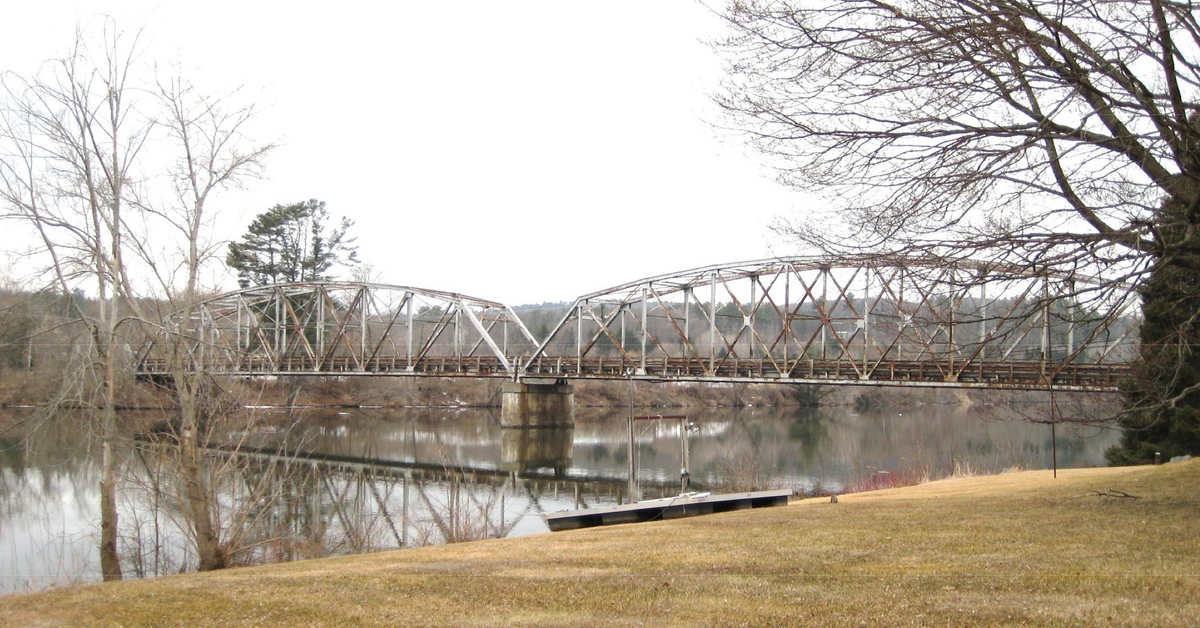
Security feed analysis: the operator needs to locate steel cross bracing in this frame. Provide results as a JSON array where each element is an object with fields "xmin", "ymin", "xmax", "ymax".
[
  {"xmin": 136, "ymin": 282, "xmax": 540, "ymax": 379},
  {"xmin": 136, "ymin": 258, "xmax": 1139, "ymax": 391},
  {"xmin": 522, "ymin": 257, "xmax": 1137, "ymax": 391}
]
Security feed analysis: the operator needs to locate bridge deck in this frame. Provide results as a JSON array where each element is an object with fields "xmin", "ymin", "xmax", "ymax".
[{"xmin": 138, "ymin": 356, "xmax": 1127, "ymax": 391}]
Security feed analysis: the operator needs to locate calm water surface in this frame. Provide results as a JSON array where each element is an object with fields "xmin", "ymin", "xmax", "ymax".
[{"xmin": 0, "ymin": 403, "xmax": 1117, "ymax": 594}]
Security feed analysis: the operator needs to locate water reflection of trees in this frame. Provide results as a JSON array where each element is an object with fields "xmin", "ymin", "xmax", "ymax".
[
  {"xmin": 0, "ymin": 402, "xmax": 1119, "ymax": 593},
  {"xmin": 575, "ymin": 404, "xmax": 1118, "ymax": 494},
  {"xmin": 0, "ymin": 411, "xmax": 582, "ymax": 593},
  {"xmin": 118, "ymin": 444, "xmax": 532, "ymax": 574}
]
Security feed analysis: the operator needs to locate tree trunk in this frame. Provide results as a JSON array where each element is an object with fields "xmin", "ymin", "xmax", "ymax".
[
  {"xmin": 178, "ymin": 386, "xmax": 226, "ymax": 571},
  {"xmin": 99, "ymin": 397, "xmax": 122, "ymax": 581}
]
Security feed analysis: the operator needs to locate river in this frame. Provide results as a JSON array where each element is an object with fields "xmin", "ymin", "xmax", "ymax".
[{"xmin": 0, "ymin": 403, "xmax": 1117, "ymax": 595}]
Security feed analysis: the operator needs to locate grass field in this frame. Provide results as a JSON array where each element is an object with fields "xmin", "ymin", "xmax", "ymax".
[{"xmin": 2, "ymin": 460, "xmax": 1197, "ymax": 627}]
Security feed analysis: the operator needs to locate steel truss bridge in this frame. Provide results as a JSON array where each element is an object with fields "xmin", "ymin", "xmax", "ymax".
[{"xmin": 136, "ymin": 256, "xmax": 1139, "ymax": 392}]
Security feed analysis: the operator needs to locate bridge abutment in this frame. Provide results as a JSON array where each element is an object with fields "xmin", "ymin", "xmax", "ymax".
[{"xmin": 500, "ymin": 380, "xmax": 574, "ymax": 428}]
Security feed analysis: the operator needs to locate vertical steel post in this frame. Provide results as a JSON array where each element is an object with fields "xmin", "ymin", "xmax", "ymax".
[
  {"xmin": 821, "ymin": 269, "xmax": 828, "ymax": 360},
  {"xmin": 1041, "ymin": 276, "xmax": 1050, "ymax": 375},
  {"xmin": 454, "ymin": 307, "xmax": 462, "ymax": 359},
  {"xmin": 640, "ymin": 287, "xmax": 648, "ymax": 375},
  {"xmin": 748, "ymin": 276, "xmax": 756, "ymax": 359},
  {"xmin": 317, "ymin": 287, "xmax": 325, "ymax": 370},
  {"xmin": 406, "ymin": 293, "xmax": 414, "ymax": 371},
  {"xmin": 1067, "ymin": 280, "xmax": 1075, "ymax": 357},
  {"xmin": 360, "ymin": 287, "xmax": 369, "ymax": 367},
  {"xmin": 683, "ymin": 288, "xmax": 691, "ymax": 345},
  {"xmin": 979, "ymin": 280, "xmax": 987, "ymax": 360},
  {"xmin": 947, "ymin": 266, "xmax": 955, "ymax": 377},
  {"xmin": 281, "ymin": 295, "xmax": 289, "ymax": 366},
  {"xmin": 275, "ymin": 290, "xmax": 282, "ymax": 358},
  {"xmin": 898, "ymin": 270, "xmax": 904, "ymax": 359},
  {"xmin": 237, "ymin": 299, "xmax": 244, "ymax": 355},
  {"xmin": 576, "ymin": 302, "xmax": 583, "ymax": 374},
  {"xmin": 620, "ymin": 304, "xmax": 626, "ymax": 354},
  {"xmin": 784, "ymin": 269, "xmax": 790, "ymax": 365},
  {"xmin": 709, "ymin": 274, "xmax": 717, "ymax": 372},
  {"xmin": 863, "ymin": 267, "xmax": 870, "ymax": 372}
]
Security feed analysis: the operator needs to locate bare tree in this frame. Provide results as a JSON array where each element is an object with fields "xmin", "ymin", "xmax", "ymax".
[
  {"xmin": 126, "ymin": 74, "xmax": 273, "ymax": 570},
  {"xmin": 714, "ymin": 0, "xmax": 1200, "ymax": 459},
  {"xmin": 0, "ymin": 21, "xmax": 273, "ymax": 576},
  {"xmin": 0, "ymin": 23, "xmax": 152, "ymax": 580}
]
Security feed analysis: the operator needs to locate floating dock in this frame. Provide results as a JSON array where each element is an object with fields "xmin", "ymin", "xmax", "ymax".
[{"xmin": 542, "ymin": 489, "xmax": 792, "ymax": 532}]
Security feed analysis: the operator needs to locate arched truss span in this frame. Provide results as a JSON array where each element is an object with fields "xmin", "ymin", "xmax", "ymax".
[
  {"xmin": 137, "ymin": 282, "xmax": 539, "ymax": 377},
  {"xmin": 521, "ymin": 256, "xmax": 1138, "ymax": 390}
]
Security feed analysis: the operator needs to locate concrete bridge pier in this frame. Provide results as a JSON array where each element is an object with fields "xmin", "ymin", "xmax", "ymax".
[{"xmin": 500, "ymin": 379, "xmax": 574, "ymax": 428}]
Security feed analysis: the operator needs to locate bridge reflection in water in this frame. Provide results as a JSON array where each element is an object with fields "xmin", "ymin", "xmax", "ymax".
[
  {"xmin": 0, "ymin": 404, "xmax": 1119, "ymax": 592},
  {"xmin": 196, "ymin": 401, "xmax": 1117, "ymax": 561},
  {"xmin": 206, "ymin": 414, "xmax": 690, "ymax": 557}
]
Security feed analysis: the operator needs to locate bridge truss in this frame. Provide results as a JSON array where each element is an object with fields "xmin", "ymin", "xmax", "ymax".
[
  {"xmin": 137, "ymin": 257, "xmax": 1139, "ymax": 391},
  {"xmin": 524, "ymin": 257, "xmax": 1138, "ymax": 391},
  {"xmin": 137, "ymin": 282, "xmax": 540, "ymax": 378}
]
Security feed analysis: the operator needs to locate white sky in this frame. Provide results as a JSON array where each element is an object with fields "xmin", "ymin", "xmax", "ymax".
[{"xmin": 0, "ymin": 1, "xmax": 810, "ymax": 305}]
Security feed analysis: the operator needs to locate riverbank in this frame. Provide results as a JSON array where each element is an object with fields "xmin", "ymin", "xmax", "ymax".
[
  {"xmin": 0, "ymin": 368, "xmax": 1120, "ymax": 412},
  {"xmin": 2, "ymin": 460, "xmax": 1194, "ymax": 627}
]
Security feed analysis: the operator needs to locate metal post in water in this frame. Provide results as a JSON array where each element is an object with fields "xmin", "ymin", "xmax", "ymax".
[
  {"xmin": 1050, "ymin": 383, "xmax": 1058, "ymax": 479},
  {"xmin": 627, "ymin": 375, "xmax": 639, "ymax": 503},
  {"xmin": 679, "ymin": 417, "xmax": 691, "ymax": 493}
]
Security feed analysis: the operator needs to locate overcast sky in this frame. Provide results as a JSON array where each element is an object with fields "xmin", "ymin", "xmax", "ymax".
[{"xmin": 0, "ymin": 1, "xmax": 809, "ymax": 305}]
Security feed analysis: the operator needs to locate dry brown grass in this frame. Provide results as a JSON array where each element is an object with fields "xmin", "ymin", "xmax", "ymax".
[{"xmin": 3, "ymin": 460, "xmax": 1198, "ymax": 627}]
